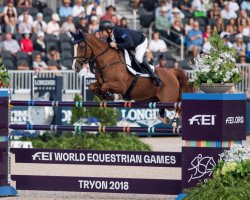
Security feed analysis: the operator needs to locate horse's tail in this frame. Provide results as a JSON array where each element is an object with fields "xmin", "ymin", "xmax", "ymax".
[{"xmin": 170, "ymin": 68, "xmax": 195, "ymax": 101}]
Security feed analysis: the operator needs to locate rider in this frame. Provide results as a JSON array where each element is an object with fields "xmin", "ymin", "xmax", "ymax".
[{"xmin": 98, "ymin": 20, "xmax": 163, "ymax": 86}]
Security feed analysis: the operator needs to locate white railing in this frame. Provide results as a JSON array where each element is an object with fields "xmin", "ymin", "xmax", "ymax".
[
  {"xmin": 8, "ymin": 64, "xmax": 250, "ymax": 95},
  {"xmin": 9, "ymin": 70, "xmax": 83, "ymax": 93}
]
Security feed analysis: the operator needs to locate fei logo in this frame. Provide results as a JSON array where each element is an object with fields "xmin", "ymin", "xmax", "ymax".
[
  {"xmin": 32, "ymin": 152, "xmax": 52, "ymax": 161},
  {"xmin": 189, "ymin": 115, "xmax": 216, "ymax": 125}
]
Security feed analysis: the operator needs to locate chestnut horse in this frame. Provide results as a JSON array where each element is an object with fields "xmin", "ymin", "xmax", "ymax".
[{"xmin": 71, "ymin": 31, "xmax": 194, "ymax": 124}]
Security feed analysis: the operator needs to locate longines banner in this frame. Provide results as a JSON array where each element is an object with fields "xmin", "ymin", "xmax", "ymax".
[{"xmin": 10, "ymin": 107, "xmax": 175, "ymax": 136}]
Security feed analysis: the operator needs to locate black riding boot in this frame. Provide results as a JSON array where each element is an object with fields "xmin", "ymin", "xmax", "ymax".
[{"xmin": 141, "ymin": 58, "xmax": 163, "ymax": 86}]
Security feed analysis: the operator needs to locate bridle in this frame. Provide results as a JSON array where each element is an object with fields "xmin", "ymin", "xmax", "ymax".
[
  {"xmin": 73, "ymin": 33, "xmax": 124, "ymax": 75},
  {"xmin": 73, "ymin": 40, "xmax": 109, "ymax": 72}
]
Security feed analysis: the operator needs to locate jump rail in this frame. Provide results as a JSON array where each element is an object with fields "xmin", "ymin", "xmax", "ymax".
[
  {"xmin": 9, "ymin": 124, "xmax": 182, "ymax": 134},
  {"xmin": 9, "ymin": 101, "xmax": 181, "ymax": 109}
]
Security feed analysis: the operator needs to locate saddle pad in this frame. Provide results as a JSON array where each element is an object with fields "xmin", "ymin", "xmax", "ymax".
[{"xmin": 124, "ymin": 50, "xmax": 155, "ymax": 78}]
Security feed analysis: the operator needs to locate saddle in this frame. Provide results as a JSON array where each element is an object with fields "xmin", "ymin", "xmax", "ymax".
[{"xmin": 124, "ymin": 50, "xmax": 155, "ymax": 77}]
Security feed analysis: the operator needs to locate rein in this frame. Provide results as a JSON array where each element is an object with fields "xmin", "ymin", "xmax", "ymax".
[{"xmin": 74, "ymin": 40, "xmax": 124, "ymax": 72}]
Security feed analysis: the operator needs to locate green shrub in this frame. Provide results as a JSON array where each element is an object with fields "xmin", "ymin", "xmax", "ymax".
[{"xmin": 29, "ymin": 132, "xmax": 151, "ymax": 151}]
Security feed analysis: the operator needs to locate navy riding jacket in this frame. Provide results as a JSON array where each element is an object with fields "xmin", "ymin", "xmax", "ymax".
[{"xmin": 110, "ymin": 27, "xmax": 146, "ymax": 50}]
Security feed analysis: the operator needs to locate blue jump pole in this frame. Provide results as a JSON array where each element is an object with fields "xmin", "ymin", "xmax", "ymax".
[
  {"xmin": 9, "ymin": 101, "xmax": 181, "ymax": 109},
  {"xmin": 9, "ymin": 124, "xmax": 181, "ymax": 134}
]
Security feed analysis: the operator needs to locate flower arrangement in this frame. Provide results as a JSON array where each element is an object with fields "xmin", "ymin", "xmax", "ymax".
[
  {"xmin": 0, "ymin": 58, "xmax": 10, "ymax": 87},
  {"xmin": 189, "ymin": 32, "xmax": 242, "ymax": 86},
  {"xmin": 214, "ymin": 144, "xmax": 250, "ymax": 177}
]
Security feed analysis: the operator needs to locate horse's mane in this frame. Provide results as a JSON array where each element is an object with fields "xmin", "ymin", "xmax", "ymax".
[{"xmin": 85, "ymin": 33, "xmax": 110, "ymax": 48}]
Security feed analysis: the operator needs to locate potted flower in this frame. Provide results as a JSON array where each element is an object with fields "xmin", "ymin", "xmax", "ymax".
[
  {"xmin": 189, "ymin": 32, "xmax": 242, "ymax": 93},
  {"xmin": 0, "ymin": 58, "xmax": 10, "ymax": 88}
]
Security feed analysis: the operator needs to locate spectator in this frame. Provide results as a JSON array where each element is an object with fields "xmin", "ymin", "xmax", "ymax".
[
  {"xmin": 2, "ymin": 32, "xmax": 21, "ymax": 56},
  {"xmin": 223, "ymin": 34, "xmax": 233, "ymax": 48},
  {"xmin": 238, "ymin": 10, "xmax": 250, "ymax": 30},
  {"xmin": 226, "ymin": 18, "xmax": 237, "ymax": 35},
  {"xmin": 186, "ymin": 21, "xmax": 203, "ymax": 58},
  {"xmin": 149, "ymin": 32, "xmax": 167, "ymax": 52},
  {"xmin": 0, "ymin": 17, "xmax": 3, "ymax": 34},
  {"xmin": 47, "ymin": 13, "xmax": 60, "ymax": 37},
  {"xmin": 233, "ymin": 33, "xmax": 246, "ymax": 55},
  {"xmin": 0, "ymin": 33, "xmax": 3, "ymax": 52},
  {"xmin": 77, "ymin": 17, "xmax": 89, "ymax": 32},
  {"xmin": 33, "ymin": 53, "xmax": 48, "ymax": 70},
  {"xmin": 19, "ymin": 31, "xmax": 33, "ymax": 55},
  {"xmin": 88, "ymin": 15, "xmax": 99, "ymax": 34},
  {"xmin": 192, "ymin": 0, "xmax": 207, "ymax": 13},
  {"xmin": 132, "ymin": 0, "xmax": 141, "ymax": 10},
  {"xmin": 4, "ymin": 2, "xmax": 18, "ymax": 25},
  {"xmin": 32, "ymin": 13, "xmax": 47, "ymax": 33},
  {"xmin": 170, "ymin": 18, "xmax": 184, "ymax": 45},
  {"xmin": 17, "ymin": 60, "xmax": 30, "ymax": 70},
  {"xmin": 33, "ymin": 31, "xmax": 46, "ymax": 57},
  {"xmin": 5, "ymin": 16, "xmax": 17, "ymax": 34},
  {"xmin": 18, "ymin": 15, "xmax": 32, "ymax": 34},
  {"xmin": 178, "ymin": 0, "xmax": 193, "ymax": 16},
  {"xmin": 61, "ymin": 15, "xmax": 76, "ymax": 35},
  {"xmin": 213, "ymin": 17, "xmax": 225, "ymax": 34},
  {"xmin": 156, "ymin": 54, "xmax": 167, "ymax": 68},
  {"xmin": 93, "ymin": 29, "xmax": 101, "ymax": 38},
  {"xmin": 169, "ymin": 7, "xmax": 184, "ymax": 24},
  {"xmin": 18, "ymin": 8, "xmax": 33, "ymax": 24},
  {"xmin": 155, "ymin": 6, "xmax": 171, "ymax": 38},
  {"xmin": 145, "ymin": 49, "xmax": 154, "ymax": 65},
  {"xmin": 59, "ymin": 0, "xmax": 73, "ymax": 18},
  {"xmin": 46, "ymin": 45, "xmax": 61, "ymax": 69},
  {"xmin": 110, "ymin": 14, "xmax": 119, "ymax": 26},
  {"xmin": 0, "ymin": 0, "xmax": 4, "ymax": 19},
  {"xmin": 229, "ymin": 0, "xmax": 239, "ymax": 12},
  {"xmin": 185, "ymin": 17, "xmax": 194, "ymax": 35},
  {"xmin": 241, "ymin": 1, "xmax": 250, "ymax": 11},
  {"xmin": 238, "ymin": 18, "xmax": 250, "ymax": 37},
  {"xmin": 203, "ymin": 25, "xmax": 212, "ymax": 41},
  {"xmin": 17, "ymin": 0, "xmax": 32, "ymax": 8},
  {"xmin": 165, "ymin": 0, "xmax": 173, "ymax": 11},
  {"xmin": 33, "ymin": 0, "xmax": 47, "ymax": 13},
  {"xmin": 119, "ymin": 17, "xmax": 128, "ymax": 28},
  {"xmin": 221, "ymin": 1, "xmax": 237, "ymax": 20},
  {"xmin": 155, "ymin": 0, "xmax": 168, "ymax": 18},
  {"xmin": 86, "ymin": 0, "xmax": 103, "ymax": 17},
  {"xmin": 73, "ymin": 0, "xmax": 85, "ymax": 18},
  {"xmin": 209, "ymin": 1, "xmax": 221, "ymax": 19},
  {"xmin": 202, "ymin": 36, "xmax": 211, "ymax": 54},
  {"xmin": 87, "ymin": 7, "xmax": 98, "ymax": 23},
  {"xmin": 101, "ymin": 5, "xmax": 116, "ymax": 21},
  {"xmin": 238, "ymin": 51, "xmax": 247, "ymax": 63}
]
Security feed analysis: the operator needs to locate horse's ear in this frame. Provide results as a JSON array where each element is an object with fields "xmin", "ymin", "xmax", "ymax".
[
  {"xmin": 69, "ymin": 30, "xmax": 78, "ymax": 38},
  {"xmin": 79, "ymin": 30, "xmax": 86, "ymax": 41}
]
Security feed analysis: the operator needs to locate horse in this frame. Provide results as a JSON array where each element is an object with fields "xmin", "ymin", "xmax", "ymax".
[{"xmin": 70, "ymin": 30, "xmax": 194, "ymax": 125}]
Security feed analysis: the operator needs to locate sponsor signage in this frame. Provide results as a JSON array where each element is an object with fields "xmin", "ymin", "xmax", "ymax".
[
  {"xmin": 11, "ymin": 148, "xmax": 181, "ymax": 168},
  {"xmin": 182, "ymin": 147, "xmax": 226, "ymax": 189},
  {"xmin": 182, "ymin": 94, "xmax": 246, "ymax": 141},
  {"xmin": 12, "ymin": 175, "xmax": 182, "ymax": 194}
]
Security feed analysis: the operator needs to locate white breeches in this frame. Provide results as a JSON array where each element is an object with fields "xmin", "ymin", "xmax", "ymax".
[{"xmin": 135, "ymin": 38, "xmax": 148, "ymax": 63}]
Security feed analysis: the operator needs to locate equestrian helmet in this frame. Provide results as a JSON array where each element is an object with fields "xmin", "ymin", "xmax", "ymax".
[{"xmin": 99, "ymin": 20, "xmax": 115, "ymax": 31}]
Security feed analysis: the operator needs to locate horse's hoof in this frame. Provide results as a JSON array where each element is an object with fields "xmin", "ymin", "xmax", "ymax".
[
  {"xmin": 172, "ymin": 122, "xmax": 177, "ymax": 128},
  {"xmin": 157, "ymin": 114, "xmax": 170, "ymax": 124}
]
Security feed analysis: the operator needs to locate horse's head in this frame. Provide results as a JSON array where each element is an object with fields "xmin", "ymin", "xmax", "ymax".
[{"xmin": 70, "ymin": 30, "xmax": 93, "ymax": 73}]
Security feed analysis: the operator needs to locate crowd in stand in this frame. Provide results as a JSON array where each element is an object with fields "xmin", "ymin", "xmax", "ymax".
[
  {"xmin": 0, "ymin": 0, "xmax": 128, "ymax": 72},
  {"xmin": 137, "ymin": 0, "xmax": 250, "ymax": 67},
  {"xmin": 0, "ymin": 0, "xmax": 250, "ymax": 72}
]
